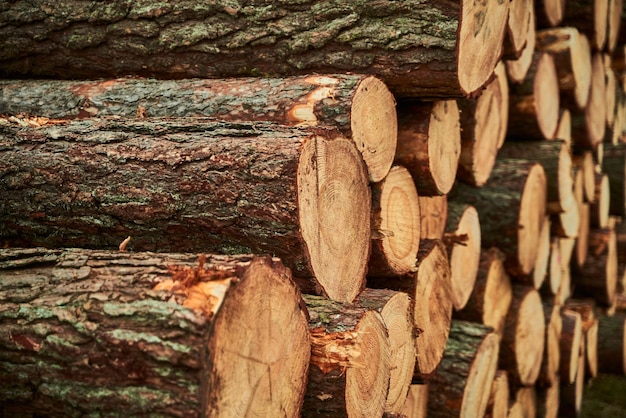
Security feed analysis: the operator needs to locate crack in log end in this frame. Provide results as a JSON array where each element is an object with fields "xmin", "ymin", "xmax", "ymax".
[{"xmin": 309, "ymin": 327, "xmax": 363, "ymax": 373}]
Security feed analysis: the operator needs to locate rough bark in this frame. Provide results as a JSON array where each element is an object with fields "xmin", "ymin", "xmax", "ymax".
[
  {"xmin": 596, "ymin": 314, "xmax": 626, "ymax": 374},
  {"xmin": 499, "ymin": 285, "xmax": 546, "ymax": 386},
  {"xmin": 302, "ymin": 294, "xmax": 391, "ymax": 418},
  {"xmin": 560, "ymin": 310, "xmax": 583, "ymax": 384},
  {"xmin": 0, "ymin": 75, "xmax": 397, "ymax": 183},
  {"xmin": 449, "ymin": 159, "xmax": 547, "ymax": 279},
  {"xmin": 369, "ymin": 239, "xmax": 453, "ymax": 380},
  {"xmin": 562, "ymin": 0, "xmax": 609, "ymax": 50},
  {"xmin": 457, "ymin": 62, "xmax": 509, "ymax": 187},
  {"xmin": 427, "ymin": 321, "xmax": 500, "ymax": 418},
  {"xmin": 571, "ymin": 52, "xmax": 607, "ymax": 150},
  {"xmin": 418, "ymin": 195, "xmax": 448, "ymax": 240},
  {"xmin": 443, "ymin": 202, "xmax": 481, "ymax": 311},
  {"xmin": 0, "ymin": 248, "xmax": 311, "ymax": 417},
  {"xmin": 506, "ymin": 51, "xmax": 560, "ymax": 140},
  {"xmin": 0, "ymin": 117, "xmax": 371, "ymax": 303},
  {"xmin": 602, "ymin": 144, "xmax": 626, "ymax": 217},
  {"xmin": 484, "ymin": 370, "xmax": 509, "ymax": 418},
  {"xmin": 0, "ymin": 0, "xmax": 509, "ymax": 98},
  {"xmin": 369, "ymin": 166, "xmax": 421, "ymax": 277},
  {"xmin": 395, "ymin": 100, "xmax": 460, "ymax": 196},
  {"xmin": 454, "ymin": 247, "xmax": 513, "ymax": 340},
  {"xmin": 537, "ymin": 301, "xmax": 562, "ymax": 388}
]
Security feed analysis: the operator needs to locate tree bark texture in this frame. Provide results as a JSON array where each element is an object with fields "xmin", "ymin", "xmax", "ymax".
[
  {"xmin": 0, "ymin": 117, "xmax": 371, "ymax": 303},
  {"xmin": 0, "ymin": 75, "xmax": 398, "ymax": 183},
  {"xmin": 602, "ymin": 144, "xmax": 626, "ymax": 217},
  {"xmin": 596, "ymin": 314, "xmax": 626, "ymax": 374},
  {"xmin": 0, "ymin": 248, "xmax": 311, "ymax": 417},
  {"xmin": 0, "ymin": 0, "xmax": 509, "ymax": 98},
  {"xmin": 427, "ymin": 321, "xmax": 500, "ymax": 418}
]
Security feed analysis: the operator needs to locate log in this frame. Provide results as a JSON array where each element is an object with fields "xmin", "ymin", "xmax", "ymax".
[
  {"xmin": 572, "ymin": 203, "xmax": 591, "ymax": 269},
  {"xmin": 0, "ymin": 117, "xmax": 371, "ymax": 303},
  {"xmin": 555, "ymin": 108, "xmax": 572, "ymax": 145},
  {"xmin": 400, "ymin": 383, "xmax": 429, "ymax": 418},
  {"xmin": 0, "ymin": 0, "xmax": 510, "ymax": 98},
  {"xmin": 427, "ymin": 321, "xmax": 500, "ymax": 418},
  {"xmin": 454, "ymin": 248, "xmax": 513, "ymax": 340},
  {"xmin": 589, "ymin": 173, "xmax": 611, "ymax": 228},
  {"xmin": 303, "ymin": 294, "xmax": 391, "ymax": 417},
  {"xmin": 484, "ymin": 370, "xmax": 510, "ymax": 418},
  {"xmin": 571, "ymin": 52, "xmax": 608, "ymax": 149},
  {"xmin": 605, "ymin": 60, "xmax": 617, "ymax": 129},
  {"xmin": 369, "ymin": 166, "xmax": 421, "ymax": 277},
  {"xmin": 541, "ymin": 237, "xmax": 563, "ymax": 295},
  {"xmin": 506, "ymin": 51, "xmax": 560, "ymax": 140},
  {"xmin": 602, "ymin": 144, "xmax": 626, "ymax": 217},
  {"xmin": 572, "ymin": 151, "xmax": 597, "ymax": 203},
  {"xmin": 499, "ymin": 285, "xmax": 546, "ymax": 386},
  {"xmin": 497, "ymin": 140, "xmax": 575, "ymax": 214},
  {"xmin": 596, "ymin": 314, "xmax": 626, "ymax": 374},
  {"xmin": 564, "ymin": 299, "xmax": 599, "ymax": 379},
  {"xmin": 508, "ymin": 387, "xmax": 537, "ymax": 418},
  {"xmin": 529, "ymin": 216, "xmax": 551, "ymax": 290},
  {"xmin": 606, "ymin": 0, "xmax": 624, "ymax": 52},
  {"xmin": 457, "ymin": 62, "xmax": 509, "ymax": 187},
  {"xmin": 395, "ymin": 100, "xmax": 460, "ymax": 196},
  {"xmin": 559, "ymin": 339, "xmax": 585, "ymax": 417},
  {"xmin": 562, "ymin": 0, "xmax": 609, "ymax": 50},
  {"xmin": 536, "ymin": 28, "xmax": 592, "ymax": 110},
  {"xmin": 572, "ymin": 228, "xmax": 618, "ymax": 307},
  {"xmin": 556, "ymin": 264, "xmax": 573, "ymax": 305},
  {"xmin": 536, "ymin": 372, "xmax": 560, "ymax": 418},
  {"xmin": 537, "ymin": 301, "xmax": 563, "ymax": 388},
  {"xmin": 560, "ymin": 310, "xmax": 583, "ymax": 384},
  {"xmin": 449, "ymin": 159, "xmax": 547, "ymax": 279},
  {"xmin": 505, "ymin": 7, "xmax": 537, "ymax": 84},
  {"xmin": 535, "ymin": 0, "xmax": 566, "ymax": 27},
  {"xmin": 503, "ymin": 0, "xmax": 533, "ymax": 59},
  {"xmin": 0, "ymin": 248, "xmax": 311, "ymax": 417},
  {"xmin": 418, "ymin": 195, "xmax": 448, "ymax": 240},
  {"xmin": 370, "ymin": 239, "xmax": 453, "ymax": 380},
  {"xmin": 0, "ymin": 75, "xmax": 398, "ymax": 183},
  {"xmin": 550, "ymin": 195, "xmax": 580, "ymax": 238},
  {"xmin": 443, "ymin": 203, "xmax": 481, "ymax": 311}
]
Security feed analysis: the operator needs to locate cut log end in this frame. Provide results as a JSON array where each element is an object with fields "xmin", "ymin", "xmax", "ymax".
[
  {"xmin": 428, "ymin": 100, "xmax": 461, "ymax": 194},
  {"xmin": 535, "ymin": 52, "xmax": 560, "ymax": 139},
  {"xmin": 518, "ymin": 164, "xmax": 548, "ymax": 276}
]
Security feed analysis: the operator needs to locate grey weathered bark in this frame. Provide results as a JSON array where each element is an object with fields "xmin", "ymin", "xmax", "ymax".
[{"xmin": 0, "ymin": 0, "xmax": 509, "ymax": 98}]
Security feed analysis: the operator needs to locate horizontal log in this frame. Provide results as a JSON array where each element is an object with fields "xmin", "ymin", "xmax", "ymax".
[
  {"xmin": 400, "ymin": 383, "xmax": 429, "ymax": 418},
  {"xmin": 596, "ymin": 313, "xmax": 626, "ymax": 375},
  {"xmin": 484, "ymin": 370, "xmax": 509, "ymax": 418},
  {"xmin": 571, "ymin": 52, "xmax": 607, "ymax": 150}
]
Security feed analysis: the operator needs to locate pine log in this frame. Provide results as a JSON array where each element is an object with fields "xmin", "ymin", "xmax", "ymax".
[
  {"xmin": 508, "ymin": 387, "xmax": 537, "ymax": 418},
  {"xmin": 303, "ymin": 294, "xmax": 391, "ymax": 417},
  {"xmin": 555, "ymin": 108, "xmax": 572, "ymax": 145},
  {"xmin": 485, "ymin": 370, "xmax": 510, "ymax": 418},
  {"xmin": 505, "ymin": 8, "xmax": 537, "ymax": 84},
  {"xmin": 497, "ymin": 140, "xmax": 575, "ymax": 214},
  {"xmin": 606, "ymin": 0, "xmax": 624, "ymax": 52},
  {"xmin": 449, "ymin": 159, "xmax": 547, "ymax": 279},
  {"xmin": 0, "ymin": 0, "xmax": 510, "ymax": 98},
  {"xmin": 596, "ymin": 314, "xmax": 626, "ymax": 374},
  {"xmin": 0, "ymin": 248, "xmax": 310, "ymax": 417},
  {"xmin": 443, "ymin": 203, "xmax": 481, "ymax": 311},
  {"xmin": 499, "ymin": 285, "xmax": 546, "ymax": 386},
  {"xmin": 589, "ymin": 173, "xmax": 611, "ymax": 227},
  {"xmin": 0, "ymin": 117, "xmax": 371, "ymax": 303},
  {"xmin": 506, "ymin": 51, "xmax": 560, "ymax": 140},
  {"xmin": 400, "ymin": 383, "xmax": 429, "ymax": 418},
  {"xmin": 418, "ymin": 195, "xmax": 448, "ymax": 240},
  {"xmin": 571, "ymin": 52, "xmax": 608, "ymax": 149},
  {"xmin": 537, "ymin": 301, "xmax": 563, "ymax": 388},
  {"xmin": 602, "ymin": 144, "xmax": 626, "ymax": 217},
  {"xmin": 572, "ymin": 228, "xmax": 618, "ymax": 307},
  {"xmin": 559, "ymin": 339, "xmax": 585, "ymax": 417},
  {"xmin": 395, "ymin": 100, "xmax": 460, "ymax": 196},
  {"xmin": 503, "ymin": 0, "xmax": 533, "ymax": 59},
  {"xmin": 457, "ymin": 62, "xmax": 509, "ymax": 186},
  {"xmin": 536, "ymin": 372, "xmax": 560, "ymax": 418},
  {"xmin": 369, "ymin": 166, "xmax": 421, "ymax": 277},
  {"xmin": 560, "ymin": 310, "xmax": 583, "ymax": 384},
  {"xmin": 369, "ymin": 239, "xmax": 453, "ymax": 380},
  {"xmin": 562, "ymin": 0, "xmax": 609, "ymax": 50},
  {"xmin": 454, "ymin": 248, "xmax": 513, "ymax": 340},
  {"xmin": 427, "ymin": 321, "xmax": 500, "ymax": 418},
  {"xmin": 535, "ymin": 0, "xmax": 565, "ymax": 27},
  {"xmin": 536, "ymin": 28, "xmax": 592, "ymax": 110},
  {"xmin": 0, "ymin": 75, "xmax": 397, "ymax": 183}
]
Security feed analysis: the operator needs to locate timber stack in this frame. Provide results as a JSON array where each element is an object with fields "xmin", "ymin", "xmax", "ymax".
[{"xmin": 0, "ymin": 1, "xmax": 626, "ymax": 417}]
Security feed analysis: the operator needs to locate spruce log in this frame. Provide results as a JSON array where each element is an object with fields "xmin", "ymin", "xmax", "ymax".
[
  {"xmin": 572, "ymin": 228, "xmax": 618, "ymax": 307},
  {"xmin": 427, "ymin": 321, "xmax": 500, "ymax": 418},
  {"xmin": 369, "ymin": 239, "xmax": 453, "ymax": 380},
  {"xmin": 602, "ymin": 144, "xmax": 626, "ymax": 217},
  {"xmin": 484, "ymin": 370, "xmax": 510, "ymax": 418},
  {"xmin": 354, "ymin": 288, "xmax": 416, "ymax": 415},
  {"xmin": 562, "ymin": 0, "xmax": 609, "ymax": 50},
  {"xmin": 457, "ymin": 62, "xmax": 509, "ymax": 187},
  {"xmin": 560, "ymin": 310, "xmax": 583, "ymax": 384},
  {"xmin": 537, "ymin": 301, "xmax": 563, "ymax": 388},
  {"xmin": 303, "ymin": 294, "xmax": 391, "ymax": 417},
  {"xmin": 535, "ymin": 0, "xmax": 565, "ymax": 27},
  {"xmin": 559, "ymin": 340, "xmax": 585, "ymax": 417},
  {"xmin": 400, "ymin": 383, "xmax": 429, "ymax": 418},
  {"xmin": 418, "ymin": 195, "xmax": 448, "ymax": 240},
  {"xmin": 449, "ymin": 159, "xmax": 547, "ymax": 279},
  {"xmin": 0, "ymin": 117, "xmax": 371, "ymax": 303},
  {"xmin": 0, "ymin": 248, "xmax": 311, "ymax": 417},
  {"xmin": 443, "ymin": 203, "xmax": 481, "ymax": 311},
  {"xmin": 536, "ymin": 28, "xmax": 592, "ymax": 110},
  {"xmin": 454, "ymin": 248, "xmax": 513, "ymax": 340},
  {"xmin": 589, "ymin": 173, "xmax": 611, "ymax": 228},
  {"xmin": 499, "ymin": 285, "xmax": 546, "ymax": 386},
  {"xmin": 395, "ymin": 100, "xmax": 460, "ymax": 196},
  {"xmin": 506, "ymin": 51, "xmax": 560, "ymax": 140},
  {"xmin": 505, "ymin": 8, "xmax": 537, "ymax": 84},
  {"xmin": 369, "ymin": 166, "xmax": 421, "ymax": 277},
  {"xmin": 536, "ymin": 372, "xmax": 560, "ymax": 418},
  {"xmin": 571, "ymin": 52, "xmax": 608, "ymax": 149},
  {"xmin": 497, "ymin": 140, "xmax": 575, "ymax": 214},
  {"xmin": 596, "ymin": 314, "xmax": 626, "ymax": 374},
  {"xmin": 0, "ymin": 75, "xmax": 397, "ymax": 183},
  {"xmin": 0, "ymin": 0, "xmax": 509, "ymax": 98}
]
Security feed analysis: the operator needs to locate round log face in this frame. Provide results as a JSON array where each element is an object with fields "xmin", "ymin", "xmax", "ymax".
[
  {"xmin": 518, "ymin": 164, "xmax": 548, "ymax": 276},
  {"xmin": 532, "ymin": 217, "xmax": 551, "ymax": 289},
  {"xmin": 448, "ymin": 205, "xmax": 481, "ymax": 310},
  {"xmin": 428, "ymin": 100, "xmax": 461, "ymax": 195},
  {"xmin": 505, "ymin": 15, "xmax": 536, "ymax": 84},
  {"xmin": 483, "ymin": 253, "xmax": 513, "ymax": 338},
  {"xmin": 460, "ymin": 332, "xmax": 500, "ymax": 418},
  {"xmin": 534, "ymin": 52, "xmax": 560, "ymax": 139},
  {"xmin": 570, "ymin": 32, "xmax": 592, "ymax": 109},
  {"xmin": 582, "ymin": 53, "xmax": 607, "ymax": 148},
  {"xmin": 505, "ymin": 0, "xmax": 533, "ymax": 58},
  {"xmin": 514, "ymin": 289, "xmax": 546, "ymax": 385}
]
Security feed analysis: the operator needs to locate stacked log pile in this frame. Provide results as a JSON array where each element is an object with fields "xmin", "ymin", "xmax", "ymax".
[{"xmin": 1, "ymin": 1, "xmax": 626, "ymax": 417}]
